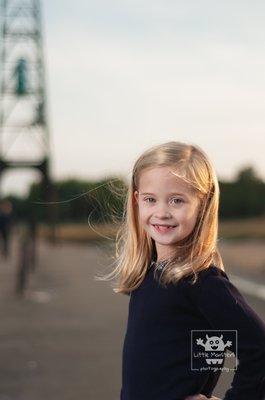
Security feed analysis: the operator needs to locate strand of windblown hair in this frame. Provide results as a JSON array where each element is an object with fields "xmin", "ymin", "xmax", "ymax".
[{"xmin": 30, "ymin": 178, "xmax": 122, "ymax": 205}]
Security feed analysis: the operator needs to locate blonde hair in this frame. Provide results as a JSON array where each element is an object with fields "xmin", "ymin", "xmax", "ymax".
[{"xmin": 97, "ymin": 141, "xmax": 224, "ymax": 295}]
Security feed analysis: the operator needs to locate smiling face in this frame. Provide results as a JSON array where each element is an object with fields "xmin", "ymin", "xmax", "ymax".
[{"xmin": 134, "ymin": 166, "xmax": 202, "ymax": 262}]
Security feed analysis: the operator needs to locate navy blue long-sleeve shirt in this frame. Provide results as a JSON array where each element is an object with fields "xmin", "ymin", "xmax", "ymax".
[{"xmin": 120, "ymin": 262, "xmax": 265, "ymax": 400}]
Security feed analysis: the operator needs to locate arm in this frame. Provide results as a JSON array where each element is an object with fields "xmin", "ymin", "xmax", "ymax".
[{"xmin": 193, "ymin": 270, "xmax": 265, "ymax": 400}]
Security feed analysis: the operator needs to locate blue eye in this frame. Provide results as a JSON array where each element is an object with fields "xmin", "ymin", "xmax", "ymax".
[
  {"xmin": 144, "ymin": 197, "xmax": 155, "ymax": 203},
  {"xmin": 172, "ymin": 198, "xmax": 184, "ymax": 204}
]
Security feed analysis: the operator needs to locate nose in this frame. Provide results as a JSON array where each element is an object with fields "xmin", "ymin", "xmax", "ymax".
[{"xmin": 154, "ymin": 204, "xmax": 171, "ymax": 219}]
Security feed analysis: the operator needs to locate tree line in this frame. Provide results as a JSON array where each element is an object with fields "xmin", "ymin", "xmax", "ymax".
[{"xmin": 5, "ymin": 166, "xmax": 265, "ymax": 223}]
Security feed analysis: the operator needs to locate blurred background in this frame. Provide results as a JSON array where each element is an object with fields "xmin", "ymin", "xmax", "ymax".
[{"xmin": 0, "ymin": 1, "xmax": 264, "ymax": 399}]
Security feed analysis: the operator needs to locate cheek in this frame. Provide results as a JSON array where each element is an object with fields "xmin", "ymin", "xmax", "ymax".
[
  {"xmin": 188, "ymin": 205, "xmax": 200, "ymax": 226},
  {"xmin": 138, "ymin": 205, "xmax": 151, "ymax": 222},
  {"xmin": 178, "ymin": 205, "xmax": 199, "ymax": 224}
]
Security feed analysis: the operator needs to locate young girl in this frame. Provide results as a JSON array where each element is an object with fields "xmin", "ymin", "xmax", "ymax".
[{"xmin": 102, "ymin": 141, "xmax": 265, "ymax": 399}]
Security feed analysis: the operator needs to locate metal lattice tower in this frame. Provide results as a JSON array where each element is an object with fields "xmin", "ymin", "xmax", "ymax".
[{"xmin": 0, "ymin": 0, "xmax": 52, "ymax": 195}]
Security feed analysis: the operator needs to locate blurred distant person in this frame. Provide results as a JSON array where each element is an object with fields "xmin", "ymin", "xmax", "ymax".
[{"xmin": 0, "ymin": 199, "xmax": 13, "ymax": 258}]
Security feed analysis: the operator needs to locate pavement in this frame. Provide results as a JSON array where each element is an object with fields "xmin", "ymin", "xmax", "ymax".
[{"xmin": 0, "ymin": 235, "xmax": 264, "ymax": 400}]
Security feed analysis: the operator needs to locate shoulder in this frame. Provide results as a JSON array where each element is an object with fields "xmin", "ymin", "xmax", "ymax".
[
  {"xmin": 187, "ymin": 264, "xmax": 258, "ymax": 317},
  {"xmin": 185, "ymin": 264, "xmax": 231, "ymax": 301},
  {"xmin": 197, "ymin": 264, "xmax": 229, "ymax": 282},
  {"xmin": 185, "ymin": 264, "xmax": 229, "ymax": 287}
]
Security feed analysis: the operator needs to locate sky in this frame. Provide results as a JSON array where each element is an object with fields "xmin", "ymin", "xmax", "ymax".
[{"xmin": 1, "ymin": 0, "xmax": 265, "ymax": 196}]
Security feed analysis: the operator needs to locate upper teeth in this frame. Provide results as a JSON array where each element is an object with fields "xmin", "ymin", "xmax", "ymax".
[{"xmin": 156, "ymin": 225, "xmax": 175, "ymax": 227}]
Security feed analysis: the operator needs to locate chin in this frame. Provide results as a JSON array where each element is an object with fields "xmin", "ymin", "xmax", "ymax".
[{"xmin": 155, "ymin": 237, "xmax": 179, "ymax": 244}]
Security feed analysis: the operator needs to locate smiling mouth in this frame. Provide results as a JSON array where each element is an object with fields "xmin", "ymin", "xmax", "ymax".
[{"xmin": 152, "ymin": 224, "xmax": 177, "ymax": 233}]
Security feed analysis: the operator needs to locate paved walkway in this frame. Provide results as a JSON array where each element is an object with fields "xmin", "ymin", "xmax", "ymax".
[
  {"xmin": 0, "ymin": 237, "xmax": 128, "ymax": 400},
  {"xmin": 0, "ymin": 235, "xmax": 264, "ymax": 400}
]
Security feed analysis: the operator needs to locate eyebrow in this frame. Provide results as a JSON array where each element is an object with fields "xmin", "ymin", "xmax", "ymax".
[{"xmin": 139, "ymin": 192, "xmax": 186, "ymax": 196}]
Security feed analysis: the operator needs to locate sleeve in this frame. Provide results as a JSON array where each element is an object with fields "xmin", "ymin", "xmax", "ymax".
[{"xmin": 194, "ymin": 271, "xmax": 265, "ymax": 400}]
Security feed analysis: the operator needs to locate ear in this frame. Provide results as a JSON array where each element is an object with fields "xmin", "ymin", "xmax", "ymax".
[{"xmin": 133, "ymin": 190, "xmax": 139, "ymax": 204}]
